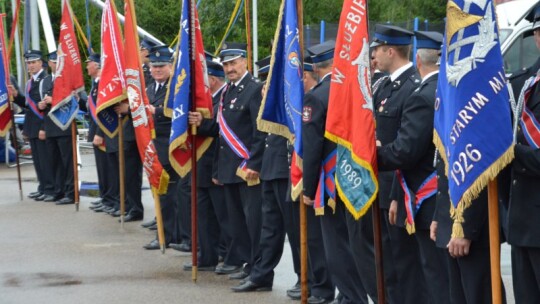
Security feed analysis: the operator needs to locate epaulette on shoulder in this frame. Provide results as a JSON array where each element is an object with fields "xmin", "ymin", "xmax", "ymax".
[
  {"xmin": 409, "ymin": 73, "xmax": 421, "ymax": 85},
  {"xmin": 509, "ymin": 67, "xmax": 530, "ymax": 80}
]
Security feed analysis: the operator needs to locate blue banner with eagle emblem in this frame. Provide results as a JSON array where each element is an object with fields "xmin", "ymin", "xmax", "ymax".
[
  {"xmin": 257, "ymin": 0, "xmax": 304, "ymax": 200},
  {"xmin": 434, "ymin": 0, "xmax": 514, "ymax": 237},
  {"xmin": 164, "ymin": 0, "xmax": 213, "ymax": 177}
]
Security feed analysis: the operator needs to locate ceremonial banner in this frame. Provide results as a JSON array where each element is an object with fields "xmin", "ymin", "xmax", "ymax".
[
  {"xmin": 435, "ymin": 0, "xmax": 514, "ymax": 237},
  {"xmin": 96, "ymin": 0, "xmax": 126, "ymax": 138},
  {"xmin": 164, "ymin": 0, "xmax": 213, "ymax": 177},
  {"xmin": 0, "ymin": 25, "xmax": 11, "ymax": 137},
  {"xmin": 324, "ymin": 0, "xmax": 377, "ymax": 219},
  {"xmin": 257, "ymin": 0, "xmax": 304, "ymax": 200},
  {"xmin": 124, "ymin": 0, "xmax": 169, "ymax": 194},
  {"xmin": 50, "ymin": 0, "xmax": 85, "ymax": 131}
]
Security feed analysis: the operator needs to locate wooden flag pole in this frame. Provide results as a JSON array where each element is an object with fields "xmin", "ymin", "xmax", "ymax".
[
  {"xmin": 71, "ymin": 120, "xmax": 80, "ymax": 211},
  {"xmin": 152, "ymin": 188, "xmax": 166, "ymax": 253},
  {"xmin": 118, "ymin": 114, "xmax": 125, "ymax": 227},
  {"xmin": 296, "ymin": 0, "xmax": 308, "ymax": 303},
  {"xmin": 189, "ymin": 0, "xmax": 198, "ymax": 283},
  {"xmin": 0, "ymin": 13, "xmax": 22, "ymax": 200},
  {"xmin": 488, "ymin": 179, "xmax": 502, "ymax": 304},
  {"xmin": 372, "ymin": 200, "xmax": 386, "ymax": 304}
]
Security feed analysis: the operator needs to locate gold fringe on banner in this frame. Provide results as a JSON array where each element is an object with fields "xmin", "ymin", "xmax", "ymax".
[{"xmin": 433, "ymin": 131, "xmax": 514, "ymax": 238}]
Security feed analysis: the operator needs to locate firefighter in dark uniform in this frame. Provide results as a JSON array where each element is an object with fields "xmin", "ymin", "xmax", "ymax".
[
  {"xmin": 92, "ymin": 105, "xmax": 120, "ymax": 215},
  {"xmin": 376, "ymin": 30, "xmax": 449, "ymax": 304},
  {"xmin": 185, "ymin": 59, "xmax": 230, "ymax": 270},
  {"xmin": 41, "ymin": 51, "xmax": 75, "ymax": 205},
  {"xmin": 211, "ymin": 42, "xmax": 264, "ymax": 278},
  {"xmin": 84, "ymin": 53, "xmax": 117, "ymax": 212},
  {"xmin": 507, "ymin": 6, "xmax": 540, "ymax": 303},
  {"xmin": 370, "ymin": 24, "xmax": 429, "ymax": 304},
  {"xmin": 231, "ymin": 57, "xmax": 300, "ymax": 292},
  {"xmin": 143, "ymin": 45, "xmax": 178, "ymax": 249},
  {"xmin": 140, "ymin": 37, "xmax": 156, "ymax": 86},
  {"xmin": 113, "ymin": 62, "xmax": 145, "ymax": 222},
  {"xmin": 302, "ymin": 40, "xmax": 376, "ymax": 304},
  {"xmin": 11, "ymin": 50, "xmax": 55, "ymax": 201},
  {"xmin": 286, "ymin": 58, "xmax": 335, "ymax": 302}
]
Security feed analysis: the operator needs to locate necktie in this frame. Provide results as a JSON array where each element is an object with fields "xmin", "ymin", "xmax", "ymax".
[{"xmin": 156, "ymin": 83, "xmax": 163, "ymax": 93}]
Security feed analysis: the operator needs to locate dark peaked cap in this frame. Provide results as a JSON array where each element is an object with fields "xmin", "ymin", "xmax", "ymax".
[
  {"xmin": 85, "ymin": 53, "xmax": 101, "ymax": 63},
  {"xmin": 24, "ymin": 49, "xmax": 43, "ymax": 62},
  {"xmin": 256, "ymin": 56, "xmax": 271, "ymax": 74},
  {"xmin": 308, "ymin": 40, "xmax": 335, "ymax": 63},
  {"xmin": 140, "ymin": 37, "xmax": 157, "ymax": 50},
  {"xmin": 48, "ymin": 51, "xmax": 58, "ymax": 62},
  {"xmin": 207, "ymin": 60, "xmax": 225, "ymax": 78},
  {"xmin": 148, "ymin": 45, "xmax": 173, "ymax": 66},
  {"xmin": 370, "ymin": 24, "xmax": 414, "ymax": 47},
  {"xmin": 220, "ymin": 42, "xmax": 247, "ymax": 63},
  {"xmin": 414, "ymin": 31, "xmax": 443, "ymax": 50}
]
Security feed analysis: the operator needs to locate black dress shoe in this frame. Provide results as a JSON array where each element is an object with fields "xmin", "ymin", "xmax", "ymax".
[
  {"xmin": 215, "ymin": 264, "xmax": 241, "ymax": 275},
  {"xmin": 34, "ymin": 194, "xmax": 47, "ymax": 201},
  {"xmin": 231, "ymin": 280, "xmax": 272, "ymax": 293},
  {"xmin": 90, "ymin": 199, "xmax": 102, "ymax": 206},
  {"xmin": 169, "ymin": 242, "xmax": 191, "ymax": 252},
  {"xmin": 141, "ymin": 219, "xmax": 156, "ymax": 228},
  {"xmin": 89, "ymin": 203, "xmax": 103, "ymax": 210},
  {"xmin": 286, "ymin": 281, "xmax": 302, "ymax": 300},
  {"xmin": 93, "ymin": 205, "xmax": 111, "ymax": 213},
  {"xmin": 121, "ymin": 212, "xmax": 143, "ymax": 222},
  {"xmin": 229, "ymin": 270, "xmax": 249, "ymax": 280},
  {"xmin": 307, "ymin": 296, "xmax": 333, "ymax": 304},
  {"xmin": 38, "ymin": 195, "xmax": 55, "ymax": 202},
  {"xmin": 56, "ymin": 197, "xmax": 74, "ymax": 205},
  {"xmin": 148, "ymin": 224, "xmax": 157, "ymax": 230},
  {"xmin": 143, "ymin": 239, "xmax": 169, "ymax": 250},
  {"xmin": 44, "ymin": 195, "xmax": 62, "ymax": 202},
  {"xmin": 28, "ymin": 191, "xmax": 42, "ymax": 199},
  {"xmin": 111, "ymin": 210, "xmax": 126, "ymax": 217},
  {"xmin": 183, "ymin": 262, "xmax": 216, "ymax": 272}
]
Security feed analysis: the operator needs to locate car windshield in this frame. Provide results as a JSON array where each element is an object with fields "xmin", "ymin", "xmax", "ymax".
[{"xmin": 499, "ymin": 29, "xmax": 511, "ymax": 44}]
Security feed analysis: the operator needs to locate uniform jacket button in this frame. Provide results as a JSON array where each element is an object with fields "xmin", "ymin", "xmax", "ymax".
[{"xmin": 512, "ymin": 180, "xmax": 517, "ymax": 185}]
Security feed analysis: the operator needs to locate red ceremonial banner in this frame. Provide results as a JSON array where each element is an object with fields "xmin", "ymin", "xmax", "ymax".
[
  {"xmin": 124, "ymin": 0, "xmax": 169, "ymax": 194},
  {"xmin": 96, "ymin": 0, "xmax": 126, "ymax": 138},
  {"xmin": 50, "ymin": 0, "xmax": 85, "ymax": 130}
]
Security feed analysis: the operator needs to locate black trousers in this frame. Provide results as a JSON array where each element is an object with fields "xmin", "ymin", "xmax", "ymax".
[
  {"xmin": 380, "ymin": 208, "xmax": 429, "ymax": 304},
  {"xmin": 29, "ymin": 137, "xmax": 54, "ymax": 195},
  {"xmin": 176, "ymin": 174, "xmax": 191, "ymax": 244},
  {"xmin": 158, "ymin": 166, "xmax": 179, "ymax": 244},
  {"xmin": 291, "ymin": 200, "xmax": 334, "ymax": 300},
  {"xmin": 346, "ymin": 207, "xmax": 378, "ymax": 303},
  {"xmin": 123, "ymin": 141, "xmax": 143, "ymax": 215},
  {"xmin": 46, "ymin": 135, "xmax": 74, "ymax": 199},
  {"xmin": 250, "ymin": 179, "xmax": 297, "ymax": 286},
  {"xmin": 319, "ymin": 200, "xmax": 368, "ymax": 304},
  {"xmin": 415, "ymin": 229, "xmax": 450, "ymax": 304},
  {"xmin": 223, "ymin": 182, "xmax": 262, "ymax": 272},
  {"xmin": 446, "ymin": 244, "xmax": 504, "ymax": 304},
  {"xmin": 103, "ymin": 151, "xmax": 120, "ymax": 210},
  {"xmin": 93, "ymin": 146, "xmax": 112, "ymax": 204},
  {"xmin": 197, "ymin": 185, "xmax": 228, "ymax": 266},
  {"xmin": 512, "ymin": 245, "xmax": 540, "ymax": 304}
]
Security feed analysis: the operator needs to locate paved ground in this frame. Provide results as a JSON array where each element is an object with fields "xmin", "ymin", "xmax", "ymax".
[{"xmin": 0, "ymin": 148, "xmax": 515, "ymax": 303}]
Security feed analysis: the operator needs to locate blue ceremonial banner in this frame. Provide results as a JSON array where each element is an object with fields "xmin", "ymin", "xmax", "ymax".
[
  {"xmin": 435, "ymin": 0, "xmax": 514, "ymax": 237},
  {"xmin": 257, "ymin": 0, "xmax": 304, "ymax": 199},
  {"xmin": 164, "ymin": 0, "xmax": 213, "ymax": 177},
  {"xmin": 164, "ymin": 0, "xmax": 190, "ymax": 156},
  {"xmin": 49, "ymin": 96, "xmax": 79, "ymax": 130}
]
